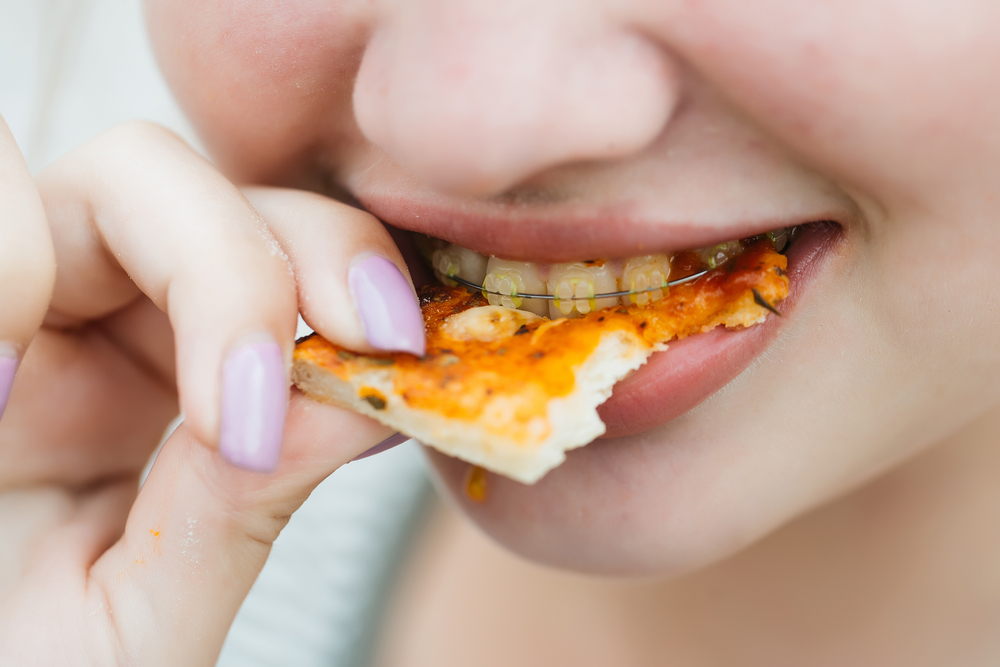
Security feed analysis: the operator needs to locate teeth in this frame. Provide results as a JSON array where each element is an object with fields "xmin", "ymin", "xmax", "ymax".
[
  {"xmin": 432, "ymin": 244, "xmax": 489, "ymax": 287},
  {"xmin": 545, "ymin": 261, "xmax": 618, "ymax": 318},
  {"xmin": 619, "ymin": 254, "xmax": 671, "ymax": 307},
  {"xmin": 695, "ymin": 240, "xmax": 744, "ymax": 269},
  {"xmin": 432, "ymin": 230, "xmax": 761, "ymax": 318},
  {"xmin": 766, "ymin": 228, "xmax": 790, "ymax": 252},
  {"xmin": 483, "ymin": 258, "xmax": 549, "ymax": 317}
]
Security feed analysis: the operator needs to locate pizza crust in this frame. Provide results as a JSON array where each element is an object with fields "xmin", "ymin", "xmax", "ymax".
[{"xmin": 293, "ymin": 324, "xmax": 657, "ymax": 483}]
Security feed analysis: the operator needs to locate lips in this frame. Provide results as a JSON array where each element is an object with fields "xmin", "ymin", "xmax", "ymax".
[
  {"xmin": 382, "ymin": 203, "xmax": 842, "ymax": 442},
  {"xmin": 599, "ymin": 221, "xmax": 841, "ymax": 437},
  {"xmin": 358, "ymin": 192, "xmax": 846, "ymax": 263}
]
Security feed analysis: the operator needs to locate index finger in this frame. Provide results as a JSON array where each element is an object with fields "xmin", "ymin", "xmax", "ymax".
[
  {"xmin": 36, "ymin": 122, "xmax": 298, "ymax": 470},
  {"xmin": 0, "ymin": 117, "xmax": 56, "ymax": 418}
]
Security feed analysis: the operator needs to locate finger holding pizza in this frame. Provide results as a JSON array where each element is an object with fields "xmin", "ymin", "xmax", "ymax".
[
  {"xmin": 34, "ymin": 121, "xmax": 422, "ymax": 470},
  {"xmin": 0, "ymin": 121, "xmax": 414, "ymax": 664},
  {"xmin": 0, "ymin": 115, "xmax": 56, "ymax": 426}
]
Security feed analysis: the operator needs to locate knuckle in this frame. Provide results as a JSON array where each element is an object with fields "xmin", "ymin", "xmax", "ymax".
[
  {"xmin": 80, "ymin": 121, "xmax": 191, "ymax": 171},
  {"xmin": 104, "ymin": 119, "xmax": 182, "ymax": 148}
]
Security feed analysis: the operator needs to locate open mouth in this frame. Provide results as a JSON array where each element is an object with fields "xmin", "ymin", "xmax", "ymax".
[
  {"xmin": 292, "ymin": 200, "xmax": 844, "ymax": 483},
  {"xmin": 395, "ymin": 220, "xmax": 843, "ymax": 439}
]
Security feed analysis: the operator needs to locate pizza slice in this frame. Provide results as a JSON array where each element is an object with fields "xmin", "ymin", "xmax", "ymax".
[{"xmin": 292, "ymin": 238, "xmax": 788, "ymax": 484}]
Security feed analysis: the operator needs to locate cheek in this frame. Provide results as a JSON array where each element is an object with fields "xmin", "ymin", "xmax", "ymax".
[
  {"xmin": 145, "ymin": 0, "xmax": 370, "ymax": 182},
  {"xmin": 870, "ymin": 202, "xmax": 1000, "ymax": 408},
  {"xmin": 658, "ymin": 0, "xmax": 1000, "ymax": 207}
]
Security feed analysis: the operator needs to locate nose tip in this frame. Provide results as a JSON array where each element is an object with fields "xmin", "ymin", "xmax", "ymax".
[{"xmin": 353, "ymin": 14, "xmax": 679, "ymax": 196}]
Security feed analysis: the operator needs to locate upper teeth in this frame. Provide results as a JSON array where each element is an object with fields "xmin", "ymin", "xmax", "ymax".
[
  {"xmin": 767, "ymin": 228, "xmax": 790, "ymax": 252},
  {"xmin": 546, "ymin": 261, "xmax": 619, "ymax": 318},
  {"xmin": 481, "ymin": 258, "xmax": 549, "ymax": 317},
  {"xmin": 432, "ymin": 244, "xmax": 489, "ymax": 287},
  {"xmin": 429, "ymin": 228, "xmax": 787, "ymax": 319},
  {"xmin": 620, "ymin": 254, "xmax": 671, "ymax": 307},
  {"xmin": 695, "ymin": 240, "xmax": 744, "ymax": 270}
]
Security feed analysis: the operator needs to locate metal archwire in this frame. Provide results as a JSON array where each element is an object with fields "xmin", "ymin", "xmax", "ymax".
[{"xmin": 445, "ymin": 269, "xmax": 710, "ymax": 302}]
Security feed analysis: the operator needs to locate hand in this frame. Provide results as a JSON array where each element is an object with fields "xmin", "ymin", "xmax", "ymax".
[{"xmin": 0, "ymin": 121, "xmax": 423, "ymax": 665}]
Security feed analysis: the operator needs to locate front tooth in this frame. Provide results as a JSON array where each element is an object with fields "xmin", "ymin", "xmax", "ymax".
[
  {"xmin": 483, "ymin": 258, "xmax": 549, "ymax": 317},
  {"xmin": 432, "ymin": 244, "xmax": 489, "ymax": 286},
  {"xmin": 619, "ymin": 254, "xmax": 671, "ymax": 307},
  {"xmin": 545, "ymin": 261, "xmax": 618, "ymax": 318},
  {"xmin": 695, "ymin": 240, "xmax": 744, "ymax": 269}
]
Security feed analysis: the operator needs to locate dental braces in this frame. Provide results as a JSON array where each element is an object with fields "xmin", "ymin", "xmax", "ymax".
[{"xmin": 445, "ymin": 268, "xmax": 710, "ymax": 302}]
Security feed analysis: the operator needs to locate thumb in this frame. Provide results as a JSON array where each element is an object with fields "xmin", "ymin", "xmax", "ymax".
[{"xmin": 88, "ymin": 390, "xmax": 391, "ymax": 666}]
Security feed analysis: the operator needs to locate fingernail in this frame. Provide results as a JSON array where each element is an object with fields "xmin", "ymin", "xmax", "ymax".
[
  {"xmin": 352, "ymin": 432, "xmax": 411, "ymax": 461},
  {"xmin": 349, "ymin": 256, "xmax": 426, "ymax": 356},
  {"xmin": 0, "ymin": 354, "xmax": 17, "ymax": 420},
  {"xmin": 219, "ymin": 341, "xmax": 287, "ymax": 472}
]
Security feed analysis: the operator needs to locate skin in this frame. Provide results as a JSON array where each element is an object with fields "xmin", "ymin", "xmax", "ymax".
[
  {"xmin": 146, "ymin": 0, "xmax": 1000, "ymax": 572},
  {"xmin": 0, "ymin": 121, "xmax": 398, "ymax": 665},
  {"xmin": 0, "ymin": 0, "xmax": 998, "ymax": 663}
]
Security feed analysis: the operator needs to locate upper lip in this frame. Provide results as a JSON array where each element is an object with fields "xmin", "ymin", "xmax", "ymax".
[{"xmin": 356, "ymin": 192, "xmax": 851, "ymax": 261}]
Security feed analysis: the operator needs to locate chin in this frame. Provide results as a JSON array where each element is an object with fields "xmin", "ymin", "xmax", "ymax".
[
  {"xmin": 423, "ymin": 423, "xmax": 768, "ymax": 577},
  {"xmin": 421, "ymin": 369, "xmax": 802, "ymax": 577}
]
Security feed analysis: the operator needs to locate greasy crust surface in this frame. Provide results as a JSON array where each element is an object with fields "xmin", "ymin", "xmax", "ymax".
[{"xmin": 293, "ymin": 240, "xmax": 788, "ymax": 482}]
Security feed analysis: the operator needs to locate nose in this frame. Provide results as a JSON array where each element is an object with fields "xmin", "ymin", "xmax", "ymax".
[{"xmin": 353, "ymin": 0, "xmax": 680, "ymax": 196}]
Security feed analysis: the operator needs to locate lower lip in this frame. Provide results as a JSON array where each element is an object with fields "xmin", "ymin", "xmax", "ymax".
[{"xmin": 597, "ymin": 221, "xmax": 842, "ymax": 438}]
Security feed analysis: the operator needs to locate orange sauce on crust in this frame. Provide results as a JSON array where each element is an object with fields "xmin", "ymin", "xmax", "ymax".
[
  {"xmin": 294, "ymin": 241, "xmax": 788, "ymax": 428},
  {"xmin": 465, "ymin": 466, "xmax": 488, "ymax": 503}
]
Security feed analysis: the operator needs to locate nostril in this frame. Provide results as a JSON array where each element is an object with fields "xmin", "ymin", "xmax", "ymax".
[{"xmin": 353, "ymin": 20, "xmax": 680, "ymax": 197}]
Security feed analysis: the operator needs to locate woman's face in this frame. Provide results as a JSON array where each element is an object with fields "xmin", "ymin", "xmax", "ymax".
[{"xmin": 147, "ymin": 0, "xmax": 1000, "ymax": 575}]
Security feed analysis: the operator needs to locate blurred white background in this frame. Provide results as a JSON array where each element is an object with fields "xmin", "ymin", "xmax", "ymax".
[{"xmin": 0, "ymin": 0, "xmax": 197, "ymax": 169}]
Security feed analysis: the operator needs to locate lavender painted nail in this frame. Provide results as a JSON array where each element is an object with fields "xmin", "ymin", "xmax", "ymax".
[
  {"xmin": 349, "ymin": 256, "xmax": 426, "ymax": 356},
  {"xmin": 0, "ymin": 356, "xmax": 16, "ymax": 420},
  {"xmin": 353, "ymin": 432, "xmax": 412, "ymax": 461},
  {"xmin": 219, "ymin": 342, "xmax": 287, "ymax": 472}
]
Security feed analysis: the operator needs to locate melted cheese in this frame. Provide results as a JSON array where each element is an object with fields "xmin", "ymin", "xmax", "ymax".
[{"xmin": 441, "ymin": 306, "xmax": 542, "ymax": 342}]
